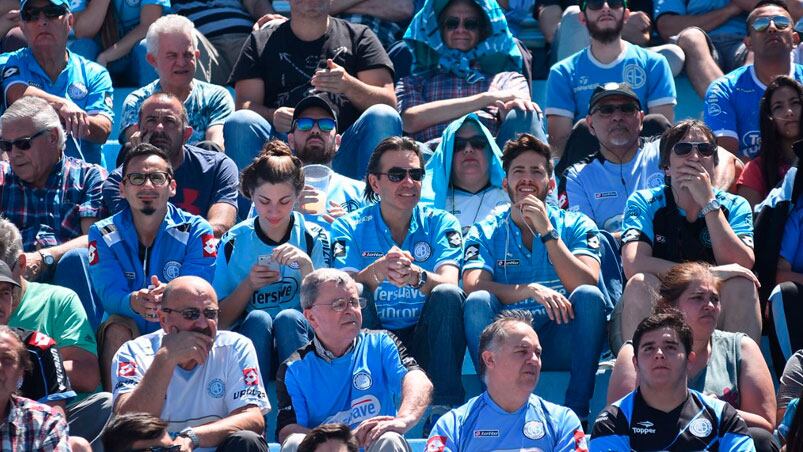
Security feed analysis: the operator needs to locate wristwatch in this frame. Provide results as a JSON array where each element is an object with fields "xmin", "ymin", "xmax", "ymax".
[
  {"xmin": 38, "ymin": 250, "xmax": 55, "ymax": 269},
  {"xmin": 179, "ymin": 427, "xmax": 200, "ymax": 449},
  {"xmin": 540, "ymin": 228, "xmax": 560, "ymax": 244},
  {"xmin": 700, "ymin": 198, "xmax": 722, "ymax": 218},
  {"xmin": 410, "ymin": 268, "xmax": 428, "ymax": 289}
]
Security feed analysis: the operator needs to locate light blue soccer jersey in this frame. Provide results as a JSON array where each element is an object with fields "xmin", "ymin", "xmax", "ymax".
[
  {"xmin": 71, "ymin": 0, "xmax": 170, "ymax": 34},
  {"xmin": 1, "ymin": 48, "xmax": 113, "ymax": 165},
  {"xmin": 705, "ymin": 64, "xmax": 803, "ymax": 159},
  {"xmin": 654, "ymin": 0, "xmax": 747, "ymax": 37},
  {"xmin": 546, "ymin": 42, "xmax": 676, "ymax": 121},
  {"xmin": 213, "ymin": 212, "xmax": 330, "ymax": 317},
  {"xmin": 427, "ymin": 392, "xmax": 586, "ymax": 452},
  {"xmin": 562, "ymin": 140, "xmax": 664, "ymax": 232},
  {"xmin": 463, "ymin": 206, "xmax": 601, "ymax": 304},
  {"xmin": 330, "ymin": 204, "xmax": 463, "ymax": 330}
]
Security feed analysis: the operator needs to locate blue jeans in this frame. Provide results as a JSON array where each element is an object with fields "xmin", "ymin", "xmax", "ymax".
[
  {"xmin": 233, "ymin": 309, "xmax": 313, "ymax": 382},
  {"xmin": 223, "ymin": 104, "xmax": 402, "ymax": 179},
  {"xmin": 362, "ymin": 284, "xmax": 466, "ymax": 406},
  {"xmin": 106, "ymin": 39, "xmax": 157, "ymax": 87},
  {"xmin": 495, "ymin": 109, "xmax": 547, "ymax": 150},
  {"xmin": 53, "ymin": 247, "xmax": 103, "ymax": 332},
  {"xmin": 463, "ymin": 285, "xmax": 607, "ymax": 419}
]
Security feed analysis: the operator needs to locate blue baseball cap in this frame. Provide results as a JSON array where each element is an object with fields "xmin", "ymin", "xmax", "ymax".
[{"xmin": 20, "ymin": 0, "xmax": 71, "ymax": 13}]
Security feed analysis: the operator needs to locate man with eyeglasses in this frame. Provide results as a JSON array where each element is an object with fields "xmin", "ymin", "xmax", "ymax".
[
  {"xmin": 112, "ymin": 275, "xmax": 270, "ymax": 452},
  {"xmin": 616, "ymin": 120, "xmax": 760, "ymax": 349},
  {"xmin": 276, "ymin": 269, "xmax": 431, "ymax": 452},
  {"xmin": 462, "ymin": 133, "xmax": 608, "ymax": 425},
  {"xmin": 330, "ymin": 136, "xmax": 466, "ymax": 433},
  {"xmin": 546, "ymin": 0, "xmax": 676, "ymax": 175},
  {"xmin": 704, "ymin": 0, "xmax": 803, "ymax": 160},
  {"xmin": 89, "ymin": 143, "xmax": 217, "ymax": 390},
  {"xmin": 2, "ymin": 0, "xmax": 113, "ymax": 166}
]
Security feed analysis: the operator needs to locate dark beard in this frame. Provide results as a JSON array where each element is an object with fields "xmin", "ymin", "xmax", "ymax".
[
  {"xmin": 140, "ymin": 206, "xmax": 156, "ymax": 216},
  {"xmin": 586, "ymin": 15, "xmax": 624, "ymax": 43},
  {"xmin": 297, "ymin": 143, "xmax": 336, "ymax": 165}
]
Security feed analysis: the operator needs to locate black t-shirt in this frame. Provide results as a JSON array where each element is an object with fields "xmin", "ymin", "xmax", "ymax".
[{"xmin": 229, "ymin": 18, "xmax": 394, "ymax": 131}]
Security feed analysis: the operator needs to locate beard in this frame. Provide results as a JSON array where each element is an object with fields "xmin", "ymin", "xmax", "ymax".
[
  {"xmin": 140, "ymin": 206, "xmax": 157, "ymax": 216},
  {"xmin": 586, "ymin": 14, "xmax": 625, "ymax": 43},
  {"xmin": 296, "ymin": 140, "xmax": 336, "ymax": 165},
  {"xmin": 146, "ymin": 132, "xmax": 182, "ymax": 159}
]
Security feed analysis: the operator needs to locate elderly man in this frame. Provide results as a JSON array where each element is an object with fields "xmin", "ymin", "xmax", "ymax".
[
  {"xmin": 111, "ymin": 275, "xmax": 270, "ymax": 452},
  {"xmin": 224, "ymin": 0, "xmax": 401, "ymax": 178},
  {"xmin": 0, "ymin": 218, "xmax": 109, "ymax": 449},
  {"xmin": 2, "ymin": 0, "xmax": 113, "ymax": 166},
  {"xmin": 0, "ymin": 96, "xmax": 106, "ymax": 326},
  {"xmin": 331, "ymin": 136, "xmax": 466, "ymax": 432},
  {"xmin": 90, "ymin": 143, "xmax": 217, "ymax": 389},
  {"xmin": 104, "ymin": 92, "xmax": 239, "ymax": 237},
  {"xmin": 277, "ymin": 269, "xmax": 432, "ymax": 452},
  {"xmin": 119, "ymin": 15, "xmax": 234, "ymax": 152},
  {"xmin": 427, "ymin": 311, "xmax": 585, "ymax": 451}
]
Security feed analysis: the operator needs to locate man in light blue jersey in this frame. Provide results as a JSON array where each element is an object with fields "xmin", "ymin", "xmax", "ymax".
[
  {"xmin": 427, "ymin": 310, "xmax": 587, "ymax": 452},
  {"xmin": 546, "ymin": 0, "xmax": 676, "ymax": 175},
  {"xmin": 330, "ymin": 136, "xmax": 466, "ymax": 432},
  {"xmin": 705, "ymin": 0, "xmax": 803, "ymax": 160},
  {"xmin": 462, "ymin": 133, "xmax": 608, "ymax": 423}
]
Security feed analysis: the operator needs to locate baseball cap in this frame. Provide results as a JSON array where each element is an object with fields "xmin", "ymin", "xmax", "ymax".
[
  {"xmin": 20, "ymin": 0, "xmax": 71, "ymax": 13},
  {"xmin": 588, "ymin": 82, "xmax": 641, "ymax": 113},
  {"xmin": 292, "ymin": 95, "xmax": 338, "ymax": 127},
  {"xmin": 0, "ymin": 261, "xmax": 19, "ymax": 289}
]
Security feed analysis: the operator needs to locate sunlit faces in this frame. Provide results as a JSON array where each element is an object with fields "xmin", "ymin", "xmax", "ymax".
[
  {"xmin": 666, "ymin": 127, "xmax": 716, "ymax": 181},
  {"xmin": 502, "ymin": 150, "xmax": 552, "ymax": 204},
  {"xmin": 747, "ymin": 6, "xmax": 799, "ymax": 58},
  {"xmin": 139, "ymin": 96, "xmax": 190, "ymax": 159},
  {"xmin": 149, "ymin": 31, "xmax": 198, "ymax": 89},
  {"xmin": 451, "ymin": 122, "xmax": 490, "ymax": 192},
  {"xmin": 440, "ymin": 0, "xmax": 483, "ymax": 51},
  {"xmin": 675, "ymin": 277, "xmax": 720, "ymax": 338},
  {"xmin": 19, "ymin": 0, "xmax": 72, "ymax": 49},
  {"xmin": 483, "ymin": 322, "xmax": 542, "ymax": 392},
  {"xmin": 2, "ymin": 116, "xmax": 60, "ymax": 187},
  {"xmin": 0, "ymin": 333, "xmax": 24, "ymax": 401},
  {"xmin": 159, "ymin": 284, "xmax": 218, "ymax": 338},
  {"xmin": 120, "ymin": 154, "xmax": 176, "ymax": 217},
  {"xmin": 305, "ymin": 279, "xmax": 363, "ymax": 347},
  {"xmin": 288, "ymin": 106, "xmax": 339, "ymax": 165},
  {"xmin": 770, "ymin": 86, "xmax": 802, "ymax": 140},
  {"xmin": 634, "ymin": 327, "xmax": 689, "ymax": 389},
  {"xmin": 0, "ymin": 282, "xmax": 14, "ymax": 325},
  {"xmin": 252, "ymin": 181, "xmax": 299, "ymax": 234},
  {"xmin": 369, "ymin": 150, "xmax": 423, "ymax": 212},
  {"xmin": 581, "ymin": 0, "xmax": 627, "ymax": 43},
  {"xmin": 588, "ymin": 96, "xmax": 643, "ymax": 150}
]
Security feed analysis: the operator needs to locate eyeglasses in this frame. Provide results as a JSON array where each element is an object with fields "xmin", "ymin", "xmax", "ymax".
[
  {"xmin": 313, "ymin": 297, "xmax": 367, "ymax": 312},
  {"xmin": 592, "ymin": 103, "xmax": 639, "ymax": 116},
  {"xmin": 582, "ymin": 0, "xmax": 626, "ymax": 10},
  {"xmin": 749, "ymin": 15, "xmax": 792, "ymax": 32},
  {"xmin": 672, "ymin": 142, "xmax": 717, "ymax": 157},
  {"xmin": 443, "ymin": 16, "xmax": 481, "ymax": 31},
  {"xmin": 294, "ymin": 117, "xmax": 336, "ymax": 132},
  {"xmin": 126, "ymin": 446, "xmax": 181, "ymax": 452},
  {"xmin": 20, "ymin": 5, "xmax": 68, "ymax": 21},
  {"xmin": 374, "ymin": 167, "xmax": 424, "ymax": 182},
  {"xmin": 0, "ymin": 129, "xmax": 49, "ymax": 152},
  {"xmin": 124, "ymin": 172, "xmax": 172, "ymax": 186},
  {"xmin": 161, "ymin": 307, "xmax": 219, "ymax": 321},
  {"xmin": 454, "ymin": 136, "xmax": 486, "ymax": 152}
]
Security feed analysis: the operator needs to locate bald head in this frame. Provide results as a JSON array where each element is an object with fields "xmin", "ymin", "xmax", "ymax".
[
  {"xmin": 159, "ymin": 276, "xmax": 218, "ymax": 338},
  {"xmin": 162, "ymin": 276, "xmax": 217, "ymax": 309}
]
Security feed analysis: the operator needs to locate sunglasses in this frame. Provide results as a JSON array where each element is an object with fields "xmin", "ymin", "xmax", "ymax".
[
  {"xmin": 592, "ymin": 103, "xmax": 639, "ymax": 116},
  {"xmin": 750, "ymin": 15, "xmax": 792, "ymax": 32},
  {"xmin": 126, "ymin": 447, "xmax": 181, "ymax": 452},
  {"xmin": 294, "ymin": 117, "xmax": 336, "ymax": 132},
  {"xmin": 124, "ymin": 172, "xmax": 172, "ymax": 186},
  {"xmin": 0, "ymin": 129, "xmax": 49, "ymax": 153},
  {"xmin": 20, "ymin": 5, "xmax": 68, "ymax": 21},
  {"xmin": 582, "ymin": 0, "xmax": 626, "ymax": 10},
  {"xmin": 375, "ymin": 167, "xmax": 424, "ymax": 183},
  {"xmin": 454, "ymin": 136, "xmax": 487, "ymax": 152},
  {"xmin": 672, "ymin": 141, "xmax": 717, "ymax": 157},
  {"xmin": 313, "ymin": 297, "xmax": 367, "ymax": 312},
  {"xmin": 161, "ymin": 307, "xmax": 219, "ymax": 321},
  {"xmin": 443, "ymin": 16, "xmax": 481, "ymax": 31}
]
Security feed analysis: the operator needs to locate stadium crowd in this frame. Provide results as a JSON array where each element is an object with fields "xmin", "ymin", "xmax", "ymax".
[{"xmin": 3, "ymin": 0, "xmax": 803, "ymax": 450}]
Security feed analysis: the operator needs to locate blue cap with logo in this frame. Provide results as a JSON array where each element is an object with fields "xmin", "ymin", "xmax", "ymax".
[{"xmin": 20, "ymin": 0, "xmax": 71, "ymax": 13}]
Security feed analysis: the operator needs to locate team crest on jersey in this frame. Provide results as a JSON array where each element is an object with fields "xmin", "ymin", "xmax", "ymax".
[
  {"xmin": 413, "ymin": 242, "xmax": 432, "ymax": 262},
  {"xmin": 689, "ymin": 418, "xmax": 713, "ymax": 438},
  {"xmin": 586, "ymin": 232, "xmax": 600, "ymax": 249},
  {"xmin": 88, "ymin": 241, "xmax": 99, "ymax": 265},
  {"xmin": 446, "ymin": 230, "xmax": 462, "ymax": 248},
  {"xmin": 207, "ymin": 378, "xmax": 225, "ymax": 398},
  {"xmin": 647, "ymin": 172, "xmax": 665, "ymax": 188},
  {"xmin": 2, "ymin": 66, "xmax": 18, "ymax": 80},
  {"xmin": 465, "ymin": 244, "xmax": 479, "ymax": 261},
  {"xmin": 68, "ymin": 82, "xmax": 88, "ymax": 100},
  {"xmin": 622, "ymin": 64, "xmax": 646, "ymax": 89},
  {"xmin": 333, "ymin": 240, "xmax": 346, "ymax": 257},
  {"xmin": 163, "ymin": 261, "xmax": 182, "ymax": 281},
  {"xmin": 523, "ymin": 420, "xmax": 545, "ymax": 440},
  {"xmin": 242, "ymin": 368, "xmax": 259, "ymax": 386},
  {"xmin": 352, "ymin": 371, "xmax": 372, "ymax": 390}
]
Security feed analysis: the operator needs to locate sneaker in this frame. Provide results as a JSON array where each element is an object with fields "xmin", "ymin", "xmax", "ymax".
[{"xmin": 422, "ymin": 405, "xmax": 451, "ymax": 437}]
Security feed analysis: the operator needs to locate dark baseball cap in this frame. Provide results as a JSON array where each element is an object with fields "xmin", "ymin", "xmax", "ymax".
[
  {"xmin": 588, "ymin": 82, "xmax": 641, "ymax": 113},
  {"xmin": 20, "ymin": 0, "xmax": 71, "ymax": 12},
  {"xmin": 292, "ymin": 95, "xmax": 338, "ymax": 126},
  {"xmin": 0, "ymin": 261, "xmax": 19, "ymax": 288}
]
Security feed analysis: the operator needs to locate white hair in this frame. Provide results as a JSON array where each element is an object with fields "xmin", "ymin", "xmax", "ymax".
[
  {"xmin": 1, "ymin": 97, "xmax": 66, "ymax": 151},
  {"xmin": 145, "ymin": 14, "xmax": 198, "ymax": 56}
]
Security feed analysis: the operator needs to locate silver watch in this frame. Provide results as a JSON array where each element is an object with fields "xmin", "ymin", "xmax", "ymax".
[
  {"xmin": 179, "ymin": 427, "xmax": 200, "ymax": 449},
  {"xmin": 700, "ymin": 198, "xmax": 721, "ymax": 217}
]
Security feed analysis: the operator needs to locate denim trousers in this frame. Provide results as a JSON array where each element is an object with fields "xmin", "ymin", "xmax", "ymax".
[{"xmin": 234, "ymin": 308, "xmax": 313, "ymax": 382}]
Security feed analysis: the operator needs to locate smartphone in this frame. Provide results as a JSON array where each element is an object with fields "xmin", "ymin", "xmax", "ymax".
[{"xmin": 258, "ymin": 254, "xmax": 281, "ymax": 272}]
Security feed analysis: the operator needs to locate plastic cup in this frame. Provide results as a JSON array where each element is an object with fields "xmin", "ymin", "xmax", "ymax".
[{"xmin": 302, "ymin": 165, "xmax": 332, "ymax": 214}]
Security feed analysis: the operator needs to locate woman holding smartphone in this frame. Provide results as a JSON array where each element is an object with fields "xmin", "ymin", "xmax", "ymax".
[{"xmin": 213, "ymin": 140, "xmax": 331, "ymax": 382}]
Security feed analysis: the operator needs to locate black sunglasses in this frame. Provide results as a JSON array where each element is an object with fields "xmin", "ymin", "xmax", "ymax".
[
  {"xmin": 294, "ymin": 117, "xmax": 336, "ymax": 132},
  {"xmin": 454, "ymin": 136, "xmax": 487, "ymax": 152},
  {"xmin": 126, "ymin": 447, "xmax": 181, "ymax": 452},
  {"xmin": 124, "ymin": 172, "xmax": 172, "ymax": 186},
  {"xmin": 0, "ymin": 129, "xmax": 49, "ymax": 153},
  {"xmin": 672, "ymin": 141, "xmax": 717, "ymax": 157},
  {"xmin": 443, "ymin": 16, "xmax": 481, "ymax": 31},
  {"xmin": 20, "ymin": 5, "xmax": 68, "ymax": 21},
  {"xmin": 375, "ymin": 167, "xmax": 424, "ymax": 183},
  {"xmin": 592, "ymin": 103, "xmax": 639, "ymax": 116},
  {"xmin": 582, "ymin": 0, "xmax": 626, "ymax": 10},
  {"xmin": 161, "ymin": 307, "xmax": 219, "ymax": 321},
  {"xmin": 750, "ymin": 15, "xmax": 792, "ymax": 32}
]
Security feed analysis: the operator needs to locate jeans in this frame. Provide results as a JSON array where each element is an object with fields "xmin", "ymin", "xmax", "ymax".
[
  {"xmin": 233, "ymin": 309, "xmax": 313, "ymax": 382},
  {"xmin": 54, "ymin": 247, "xmax": 103, "ymax": 332},
  {"xmin": 495, "ymin": 109, "xmax": 546, "ymax": 150},
  {"xmin": 106, "ymin": 39, "xmax": 157, "ymax": 87},
  {"xmin": 223, "ymin": 104, "xmax": 403, "ymax": 179},
  {"xmin": 463, "ymin": 285, "xmax": 607, "ymax": 419},
  {"xmin": 362, "ymin": 284, "xmax": 466, "ymax": 406}
]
